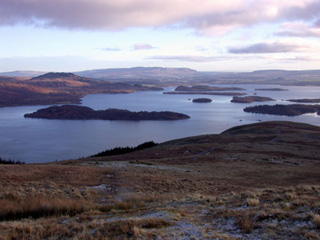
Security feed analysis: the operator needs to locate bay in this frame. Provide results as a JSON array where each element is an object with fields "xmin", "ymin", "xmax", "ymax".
[{"xmin": 1, "ymin": 84, "xmax": 320, "ymax": 163}]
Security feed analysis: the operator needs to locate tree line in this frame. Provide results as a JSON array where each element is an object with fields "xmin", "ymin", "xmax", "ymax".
[
  {"xmin": 0, "ymin": 157, "xmax": 25, "ymax": 165},
  {"xmin": 91, "ymin": 141, "xmax": 157, "ymax": 157}
]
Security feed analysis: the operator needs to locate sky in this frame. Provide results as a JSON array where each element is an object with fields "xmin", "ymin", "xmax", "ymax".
[{"xmin": 0, "ymin": 0, "xmax": 320, "ymax": 72}]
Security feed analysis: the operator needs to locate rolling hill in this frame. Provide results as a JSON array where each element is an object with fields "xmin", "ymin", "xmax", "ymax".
[
  {"xmin": 1, "ymin": 121, "xmax": 319, "ymax": 239},
  {"xmin": 2, "ymin": 68, "xmax": 320, "ymax": 85},
  {"xmin": 0, "ymin": 72, "xmax": 163, "ymax": 107}
]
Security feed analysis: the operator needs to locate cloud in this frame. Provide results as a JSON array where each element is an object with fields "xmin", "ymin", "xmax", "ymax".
[
  {"xmin": 229, "ymin": 42, "xmax": 302, "ymax": 54},
  {"xmin": 280, "ymin": 0, "xmax": 320, "ymax": 22},
  {"xmin": 276, "ymin": 22, "xmax": 320, "ymax": 38},
  {"xmin": 279, "ymin": 56, "xmax": 320, "ymax": 62},
  {"xmin": 102, "ymin": 47, "xmax": 121, "ymax": 51},
  {"xmin": 314, "ymin": 18, "xmax": 320, "ymax": 27},
  {"xmin": 147, "ymin": 55, "xmax": 222, "ymax": 62},
  {"xmin": 0, "ymin": 0, "xmax": 318, "ymax": 36},
  {"xmin": 133, "ymin": 43, "xmax": 155, "ymax": 50}
]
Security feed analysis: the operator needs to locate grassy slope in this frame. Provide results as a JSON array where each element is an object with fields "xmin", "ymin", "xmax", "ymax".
[
  {"xmin": 1, "ymin": 121, "xmax": 320, "ymax": 239},
  {"xmin": 0, "ymin": 73, "xmax": 161, "ymax": 107}
]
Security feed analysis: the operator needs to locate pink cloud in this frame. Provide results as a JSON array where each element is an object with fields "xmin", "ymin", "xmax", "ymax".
[
  {"xmin": 277, "ymin": 22, "xmax": 320, "ymax": 38},
  {"xmin": 0, "ymin": 0, "xmax": 319, "ymax": 37}
]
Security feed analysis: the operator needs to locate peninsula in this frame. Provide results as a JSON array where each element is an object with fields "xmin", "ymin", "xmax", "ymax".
[
  {"xmin": 0, "ymin": 72, "xmax": 163, "ymax": 108},
  {"xmin": 24, "ymin": 105, "xmax": 190, "ymax": 121},
  {"xmin": 244, "ymin": 104, "xmax": 320, "ymax": 116}
]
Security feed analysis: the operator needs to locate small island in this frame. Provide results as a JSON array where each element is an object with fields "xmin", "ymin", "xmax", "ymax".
[
  {"xmin": 24, "ymin": 105, "xmax": 190, "ymax": 121},
  {"xmin": 175, "ymin": 85, "xmax": 245, "ymax": 92},
  {"xmin": 231, "ymin": 96, "xmax": 275, "ymax": 103},
  {"xmin": 255, "ymin": 88, "xmax": 288, "ymax": 91},
  {"xmin": 192, "ymin": 98, "xmax": 212, "ymax": 103},
  {"xmin": 288, "ymin": 98, "xmax": 320, "ymax": 103},
  {"xmin": 244, "ymin": 104, "xmax": 320, "ymax": 116}
]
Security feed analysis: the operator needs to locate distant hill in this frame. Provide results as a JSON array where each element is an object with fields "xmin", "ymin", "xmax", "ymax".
[
  {"xmin": 2, "ymin": 67, "xmax": 320, "ymax": 85},
  {"xmin": 75, "ymin": 67, "xmax": 198, "ymax": 82},
  {"xmin": 197, "ymin": 69, "xmax": 320, "ymax": 85}
]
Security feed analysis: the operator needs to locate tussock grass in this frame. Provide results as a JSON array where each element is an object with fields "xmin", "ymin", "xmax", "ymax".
[
  {"xmin": 0, "ymin": 217, "xmax": 170, "ymax": 240},
  {"xmin": 99, "ymin": 198, "xmax": 146, "ymax": 213},
  {"xmin": 247, "ymin": 198, "xmax": 260, "ymax": 207},
  {"xmin": 0, "ymin": 194, "xmax": 90, "ymax": 221},
  {"xmin": 313, "ymin": 214, "xmax": 320, "ymax": 228}
]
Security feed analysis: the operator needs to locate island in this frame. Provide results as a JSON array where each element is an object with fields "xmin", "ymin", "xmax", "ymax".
[
  {"xmin": 24, "ymin": 105, "xmax": 190, "ymax": 121},
  {"xmin": 244, "ymin": 104, "xmax": 320, "ymax": 116},
  {"xmin": 255, "ymin": 88, "xmax": 288, "ymax": 91},
  {"xmin": 164, "ymin": 91, "xmax": 246, "ymax": 96},
  {"xmin": 231, "ymin": 96, "xmax": 275, "ymax": 103},
  {"xmin": 192, "ymin": 98, "xmax": 212, "ymax": 103},
  {"xmin": 288, "ymin": 98, "xmax": 320, "ymax": 103},
  {"xmin": 175, "ymin": 85, "xmax": 245, "ymax": 92}
]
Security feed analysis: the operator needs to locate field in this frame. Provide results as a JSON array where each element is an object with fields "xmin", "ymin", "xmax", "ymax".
[{"xmin": 1, "ymin": 121, "xmax": 320, "ymax": 239}]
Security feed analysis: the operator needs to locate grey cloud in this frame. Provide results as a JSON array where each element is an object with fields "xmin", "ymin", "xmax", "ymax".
[
  {"xmin": 0, "ymin": 0, "xmax": 179, "ymax": 30},
  {"xmin": 277, "ymin": 30, "xmax": 320, "ymax": 38},
  {"xmin": 281, "ymin": 1, "xmax": 320, "ymax": 22},
  {"xmin": 229, "ymin": 42, "xmax": 300, "ymax": 54},
  {"xmin": 133, "ymin": 44, "xmax": 155, "ymax": 50},
  {"xmin": 314, "ymin": 18, "xmax": 320, "ymax": 27}
]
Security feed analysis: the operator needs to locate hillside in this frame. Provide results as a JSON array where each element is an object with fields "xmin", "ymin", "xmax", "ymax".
[
  {"xmin": 3, "ymin": 68, "xmax": 320, "ymax": 86},
  {"xmin": 1, "ymin": 121, "xmax": 320, "ymax": 239},
  {"xmin": 0, "ymin": 72, "xmax": 163, "ymax": 107},
  {"xmin": 76, "ymin": 67, "xmax": 197, "ymax": 81}
]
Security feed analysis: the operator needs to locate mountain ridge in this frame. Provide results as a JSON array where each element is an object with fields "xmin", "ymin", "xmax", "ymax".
[{"xmin": 2, "ymin": 67, "xmax": 320, "ymax": 85}]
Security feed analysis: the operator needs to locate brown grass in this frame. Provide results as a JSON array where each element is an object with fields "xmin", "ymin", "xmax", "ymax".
[
  {"xmin": 0, "ymin": 217, "xmax": 170, "ymax": 240},
  {"xmin": 0, "ymin": 194, "xmax": 90, "ymax": 221},
  {"xmin": 247, "ymin": 198, "xmax": 260, "ymax": 207},
  {"xmin": 313, "ymin": 214, "xmax": 320, "ymax": 228}
]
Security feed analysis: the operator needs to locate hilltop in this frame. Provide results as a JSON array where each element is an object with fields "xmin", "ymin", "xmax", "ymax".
[
  {"xmin": 1, "ymin": 121, "xmax": 320, "ymax": 239},
  {"xmin": 0, "ymin": 72, "xmax": 162, "ymax": 107}
]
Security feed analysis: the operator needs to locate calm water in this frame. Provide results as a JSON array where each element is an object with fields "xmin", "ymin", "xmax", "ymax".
[{"xmin": 1, "ymin": 84, "xmax": 320, "ymax": 163}]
